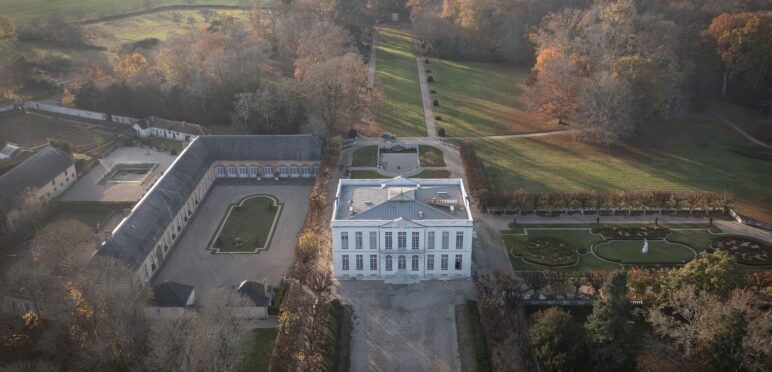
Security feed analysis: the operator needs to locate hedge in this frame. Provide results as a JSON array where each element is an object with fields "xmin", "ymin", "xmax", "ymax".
[{"xmin": 459, "ymin": 142, "xmax": 733, "ymax": 213}]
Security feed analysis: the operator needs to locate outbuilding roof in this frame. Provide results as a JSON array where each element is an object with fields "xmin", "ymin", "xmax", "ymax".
[
  {"xmin": 236, "ymin": 280, "xmax": 273, "ymax": 307},
  {"xmin": 136, "ymin": 116, "xmax": 209, "ymax": 136},
  {"xmin": 96, "ymin": 135, "xmax": 322, "ymax": 270},
  {"xmin": 153, "ymin": 281, "xmax": 194, "ymax": 307},
  {"xmin": 0, "ymin": 145, "xmax": 73, "ymax": 217}
]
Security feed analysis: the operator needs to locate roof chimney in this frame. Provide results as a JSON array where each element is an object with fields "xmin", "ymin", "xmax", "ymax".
[{"xmin": 449, "ymin": 206, "xmax": 455, "ymax": 215}]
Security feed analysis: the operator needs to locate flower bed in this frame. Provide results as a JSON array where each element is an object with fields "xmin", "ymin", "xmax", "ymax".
[
  {"xmin": 513, "ymin": 237, "xmax": 578, "ymax": 266},
  {"xmin": 591, "ymin": 226, "xmax": 669, "ymax": 240},
  {"xmin": 711, "ymin": 236, "xmax": 772, "ymax": 266}
]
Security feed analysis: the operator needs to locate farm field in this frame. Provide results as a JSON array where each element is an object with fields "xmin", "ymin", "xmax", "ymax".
[
  {"xmin": 429, "ymin": 61, "xmax": 552, "ymax": 137},
  {"xmin": 373, "ymin": 24, "xmax": 426, "ymax": 137},
  {"xmin": 0, "ymin": 111, "xmax": 120, "ymax": 153},
  {"xmin": 474, "ymin": 115, "xmax": 772, "ymax": 222},
  {"xmin": 0, "ymin": 0, "xmax": 243, "ymax": 23}
]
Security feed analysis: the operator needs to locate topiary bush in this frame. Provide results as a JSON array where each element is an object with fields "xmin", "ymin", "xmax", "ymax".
[
  {"xmin": 425, "ymin": 58, "xmax": 430, "ymax": 64},
  {"xmin": 430, "ymin": 89, "xmax": 436, "ymax": 94},
  {"xmin": 591, "ymin": 226, "xmax": 669, "ymax": 239},
  {"xmin": 427, "ymin": 76, "xmax": 434, "ymax": 83},
  {"xmin": 433, "ymin": 99, "xmax": 439, "ymax": 106},
  {"xmin": 438, "ymin": 128, "xmax": 446, "ymax": 137},
  {"xmin": 435, "ymin": 116, "xmax": 442, "ymax": 121}
]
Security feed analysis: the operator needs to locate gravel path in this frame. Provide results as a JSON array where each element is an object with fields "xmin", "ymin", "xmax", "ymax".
[{"xmin": 710, "ymin": 111, "xmax": 772, "ymax": 150}]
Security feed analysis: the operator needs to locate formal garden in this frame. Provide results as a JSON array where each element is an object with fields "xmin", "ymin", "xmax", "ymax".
[
  {"xmin": 503, "ymin": 224, "xmax": 771, "ymax": 271},
  {"xmin": 208, "ymin": 194, "xmax": 282, "ymax": 253}
]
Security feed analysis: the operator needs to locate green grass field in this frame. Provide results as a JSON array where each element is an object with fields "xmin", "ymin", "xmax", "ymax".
[
  {"xmin": 0, "ymin": 0, "xmax": 242, "ymax": 23},
  {"xmin": 418, "ymin": 145, "xmax": 445, "ymax": 167},
  {"xmin": 414, "ymin": 169, "xmax": 451, "ymax": 178},
  {"xmin": 351, "ymin": 145, "xmax": 377, "ymax": 167},
  {"xmin": 476, "ymin": 115, "xmax": 772, "ymax": 222},
  {"xmin": 430, "ymin": 61, "xmax": 551, "ymax": 137},
  {"xmin": 373, "ymin": 24, "xmax": 426, "ymax": 137},
  {"xmin": 86, "ymin": 9, "xmax": 247, "ymax": 50},
  {"xmin": 594, "ymin": 240, "xmax": 695, "ymax": 264},
  {"xmin": 242, "ymin": 328, "xmax": 277, "ymax": 372},
  {"xmin": 211, "ymin": 195, "xmax": 280, "ymax": 252}
]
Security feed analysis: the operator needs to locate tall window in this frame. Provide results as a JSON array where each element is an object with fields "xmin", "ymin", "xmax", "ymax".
[
  {"xmin": 342, "ymin": 255, "xmax": 349, "ymax": 270},
  {"xmin": 385, "ymin": 255, "xmax": 393, "ymax": 271},
  {"xmin": 398, "ymin": 255, "xmax": 406, "ymax": 270},
  {"xmin": 355, "ymin": 232, "xmax": 363, "ymax": 249},
  {"xmin": 441, "ymin": 254, "xmax": 448, "ymax": 270},
  {"xmin": 398, "ymin": 232, "xmax": 407, "ymax": 249},
  {"xmin": 427, "ymin": 254, "xmax": 435, "ymax": 270},
  {"xmin": 249, "ymin": 167, "xmax": 258, "ymax": 177},
  {"xmin": 279, "ymin": 166, "xmax": 287, "ymax": 176},
  {"xmin": 411, "ymin": 232, "xmax": 420, "ymax": 250},
  {"xmin": 227, "ymin": 167, "xmax": 237, "ymax": 177},
  {"xmin": 370, "ymin": 255, "xmax": 377, "ymax": 270},
  {"xmin": 456, "ymin": 232, "xmax": 464, "ymax": 249},
  {"xmin": 341, "ymin": 232, "xmax": 349, "ymax": 249},
  {"xmin": 302, "ymin": 167, "xmax": 309, "ymax": 176},
  {"xmin": 427, "ymin": 231, "xmax": 435, "ymax": 249},
  {"xmin": 369, "ymin": 231, "xmax": 377, "ymax": 249},
  {"xmin": 356, "ymin": 255, "xmax": 363, "ymax": 271},
  {"xmin": 264, "ymin": 166, "xmax": 273, "ymax": 176},
  {"xmin": 239, "ymin": 167, "xmax": 247, "ymax": 176},
  {"xmin": 412, "ymin": 255, "xmax": 419, "ymax": 271},
  {"xmin": 442, "ymin": 232, "xmax": 450, "ymax": 249},
  {"xmin": 290, "ymin": 167, "xmax": 298, "ymax": 176},
  {"xmin": 385, "ymin": 232, "xmax": 393, "ymax": 249},
  {"xmin": 216, "ymin": 166, "xmax": 225, "ymax": 177},
  {"xmin": 455, "ymin": 254, "xmax": 463, "ymax": 270}
]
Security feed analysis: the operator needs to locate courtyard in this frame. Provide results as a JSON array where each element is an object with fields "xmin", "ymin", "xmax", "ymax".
[
  {"xmin": 337, "ymin": 280, "xmax": 476, "ymax": 372},
  {"xmin": 60, "ymin": 146, "xmax": 176, "ymax": 202},
  {"xmin": 153, "ymin": 183, "xmax": 312, "ymax": 289}
]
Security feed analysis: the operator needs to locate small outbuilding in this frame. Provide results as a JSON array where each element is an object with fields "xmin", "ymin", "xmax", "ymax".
[{"xmin": 147, "ymin": 281, "xmax": 195, "ymax": 318}]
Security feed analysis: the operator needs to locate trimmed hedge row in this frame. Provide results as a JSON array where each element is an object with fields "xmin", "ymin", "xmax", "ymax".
[{"xmin": 459, "ymin": 141, "xmax": 732, "ymax": 212}]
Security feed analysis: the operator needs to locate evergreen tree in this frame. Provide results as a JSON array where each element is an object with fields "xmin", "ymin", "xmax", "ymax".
[
  {"xmin": 530, "ymin": 307, "xmax": 586, "ymax": 372},
  {"xmin": 585, "ymin": 270, "xmax": 635, "ymax": 371}
]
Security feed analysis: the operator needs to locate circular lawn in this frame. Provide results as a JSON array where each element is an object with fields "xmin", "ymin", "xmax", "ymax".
[{"xmin": 594, "ymin": 240, "xmax": 695, "ymax": 265}]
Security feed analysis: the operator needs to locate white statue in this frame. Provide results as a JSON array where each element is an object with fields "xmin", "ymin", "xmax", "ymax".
[{"xmin": 642, "ymin": 239, "xmax": 649, "ymax": 254}]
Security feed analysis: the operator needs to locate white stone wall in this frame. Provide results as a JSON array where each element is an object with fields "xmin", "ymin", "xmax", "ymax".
[
  {"xmin": 331, "ymin": 225, "xmax": 473, "ymax": 280},
  {"xmin": 24, "ymin": 101, "xmax": 107, "ymax": 121}
]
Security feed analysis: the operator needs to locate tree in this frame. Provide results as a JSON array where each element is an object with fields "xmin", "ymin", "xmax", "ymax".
[
  {"xmin": 647, "ymin": 286, "xmax": 771, "ymax": 371},
  {"xmin": 529, "ymin": 307, "xmax": 586, "ymax": 372},
  {"xmin": 657, "ymin": 250, "xmax": 745, "ymax": 301},
  {"xmin": 527, "ymin": 50, "xmax": 581, "ymax": 124},
  {"xmin": 0, "ymin": 15, "xmax": 16, "ymax": 39},
  {"xmin": 702, "ymin": 12, "xmax": 772, "ymax": 97},
  {"xmin": 575, "ymin": 72, "xmax": 635, "ymax": 144},
  {"xmin": 298, "ymin": 52, "xmax": 369, "ymax": 134},
  {"xmin": 585, "ymin": 270, "xmax": 635, "ymax": 371},
  {"xmin": 29, "ymin": 220, "xmax": 93, "ymax": 276}
]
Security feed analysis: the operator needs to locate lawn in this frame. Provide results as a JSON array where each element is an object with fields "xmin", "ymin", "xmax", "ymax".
[
  {"xmin": 475, "ymin": 115, "xmax": 772, "ymax": 222},
  {"xmin": 0, "ymin": 0, "xmax": 243, "ymax": 23},
  {"xmin": 373, "ymin": 24, "xmax": 426, "ymax": 137},
  {"xmin": 413, "ymin": 169, "xmax": 451, "ymax": 178},
  {"xmin": 430, "ymin": 60, "xmax": 552, "ymax": 137},
  {"xmin": 710, "ymin": 101, "xmax": 772, "ymax": 145},
  {"xmin": 349, "ymin": 169, "xmax": 384, "ymax": 179},
  {"xmin": 594, "ymin": 240, "xmax": 695, "ymax": 264},
  {"xmin": 351, "ymin": 145, "xmax": 378, "ymax": 167},
  {"xmin": 243, "ymin": 328, "xmax": 278, "ymax": 372},
  {"xmin": 210, "ymin": 195, "xmax": 281, "ymax": 253},
  {"xmin": 87, "ymin": 9, "xmax": 246, "ymax": 50},
  {"xmin": 418, "ymin": 145, "xmax": 445, "ymax": 167}
]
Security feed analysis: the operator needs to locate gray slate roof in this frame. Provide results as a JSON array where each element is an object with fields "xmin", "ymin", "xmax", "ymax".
[
  {"xmin": 0, "ymin": 145, "xmax": 73, "ymax": 216},
  {"xmin": 136, "ymin": 116, "xmax": 208, "ymax": 136},
  {"xmin": 335, "ymin": 178, "xmax": 468, "ymax": 221},
  {"xmin": 153, "ymin": 281, "xmax": 194, "ymax": 307},
  {"xmin": 96, "ymin": 135, "xmax": 322, "ymax": 270},
  {"xmin": 236, "ymin": 280, "xmax": 273, "ymax": 307}
]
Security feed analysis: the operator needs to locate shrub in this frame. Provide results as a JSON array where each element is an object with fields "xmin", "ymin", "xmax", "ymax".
[
  {"xmin": 427, "ymin": 76, "xmax": 434, "ymax": 83},
  {"xmin": 430, "ymin": 89, "xmax": 436, "ymax": 94},
  {"xmin": 459, "ymin": 142, "xmax": 488, "ymax": 203},
  {"xmin": 425, "ymin": 58, "xmax": 430, "ymax": 64},
  {"xmin": 591, "ymin": 226, "xmax": 669, "ymax": 239},
  {"xmin": 347, "ymin": 128, "xmax": 357, "ymax": 138},
  {"xmin": 433, "ymin": 99, "xmax": 439, "ymax": 106},
  {"xmin": 425, "ymin": 69, "xmax": 431, "ymax": 73},
  {"xmin": 435, "ymin": 116, "xmax": 442, "ymax": 121},
  {"xmin": 438, "ymin": 128, "xmax": 446, "ymax": 137}
]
